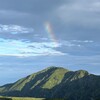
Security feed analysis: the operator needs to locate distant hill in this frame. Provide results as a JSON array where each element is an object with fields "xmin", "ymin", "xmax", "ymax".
[{"xmin": 0, "ymin": 66, "xmax": 100, "ymax": 100}]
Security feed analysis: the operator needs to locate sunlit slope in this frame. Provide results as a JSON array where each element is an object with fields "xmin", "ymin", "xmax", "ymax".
[
  {"xmin": 0, "ymin": 66, "xmax": 100, "ymax": 100},
  {"xmin": 0, "ymin": 67, "xmax": 68, "ymax": 96}
]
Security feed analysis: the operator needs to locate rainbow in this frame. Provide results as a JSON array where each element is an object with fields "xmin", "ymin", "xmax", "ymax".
[{"xmin": 45, "ymin": 22, "xmax": 57, "ymax": 43}]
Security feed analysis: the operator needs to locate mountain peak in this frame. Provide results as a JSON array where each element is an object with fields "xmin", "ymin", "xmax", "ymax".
[
  {"xmin": 0, "ymin": 67, "xmax": 99, "ymax": 100},
  {"xmin": 44, "ymin": 66, "xmax": 69, "ymax": 71},
  {"xmin": 70, "ymin": 70, "xmax": 89, "ymax": 80},
  {"xmin": 76, "ymin": 70, "xmax": 89, "ymax": 76}
]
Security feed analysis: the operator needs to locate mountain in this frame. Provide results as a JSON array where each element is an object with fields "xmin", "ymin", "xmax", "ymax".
[{"xmin": 0, "ymin": 66, "xmax": 100, "ymax": 100}]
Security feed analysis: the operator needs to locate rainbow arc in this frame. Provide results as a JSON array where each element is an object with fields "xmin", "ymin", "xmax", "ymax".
[{"xmin": 45, "ymin": 22, "xmax": 58, "ymax": 43}]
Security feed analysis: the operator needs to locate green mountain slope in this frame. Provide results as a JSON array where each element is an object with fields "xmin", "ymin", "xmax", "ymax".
[{"xmin": 0, "ymin": 66, "xmax": 100, "ymax": 100}]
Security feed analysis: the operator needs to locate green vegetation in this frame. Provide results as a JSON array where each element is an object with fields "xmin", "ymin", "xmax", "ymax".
[
  {"xmin": 0, "ymin": 96, "xmax": 64, "ymax": 100},
  {"xmin": 0, "ymin": 66, "xmax": 100, "ymax": 100},
  {"xmin": 42, "ymin": 68, "xmax": 68, "ymax": 89},
  {"xmin": 10, "ymin": 97, "xmax": 43, "ymax": 100}
]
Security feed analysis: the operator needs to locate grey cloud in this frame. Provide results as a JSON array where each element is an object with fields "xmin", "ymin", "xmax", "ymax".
[
  {"xmin": 47, "ymin": 0, "xmax": 100, "ymax": 41},
  {"xmin": 0, "ymin": 0, "xmax": 99, "ymax": 56},
  {"xmin": 0, "ymin": 0, "xmax": 100, "ymax": 42},
  {"xmin": 0, "ymin": 0, "xmax": 65, "ymax": 14}
]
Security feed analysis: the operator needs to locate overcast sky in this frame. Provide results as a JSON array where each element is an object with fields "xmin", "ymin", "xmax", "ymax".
[{"xmin": 0, "ymin": 0, "xmax": 100, "ymax": 85}]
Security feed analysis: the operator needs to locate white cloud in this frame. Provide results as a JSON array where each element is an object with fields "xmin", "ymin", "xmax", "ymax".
[
  {"xmin": 61, "ymin": 40, "xmax": 81, "ymax": 47},
  {"xmin": 0, "ymin": 24, "xmax": 34, "ymax": 34},
  {"xmin": 58, "ymin": 40, "xmax": 94, "ymax": 48},
  {"xmin": 0, "ymin": 38, "xmax": 66, "ymax": 57},
  {"xmin": 0, "ymin": 38, "xmax": 94, "ymax": 57},
  {"xmin": 72, "ymin": 40, "xmax": 94, "ymax": 43}
]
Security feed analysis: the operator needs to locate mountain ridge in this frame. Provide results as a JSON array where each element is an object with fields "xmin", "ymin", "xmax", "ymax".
[{"xmin": 0, "ymin": 66, "xmax": 100, "ymax": 100}]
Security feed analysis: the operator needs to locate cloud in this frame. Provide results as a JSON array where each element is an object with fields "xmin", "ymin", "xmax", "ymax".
[
  {"xmin": 0, "ymin": 10, "xmax": 32, "ymax": 19},
  {"xmin": 55, "ymin": 0, "xmax": 100, "ymax": 27},
  {"xmin": 0, "ymin": 0, "xmax": 65, "ymax": 14},
  {"xmin": 0, "ymin": 24, "xmax": 34, "ymax": 34},
  {"xmin": 1, "ymin": 37, "xmax": 96, "ymax": 57},
  {"xmin": 42, "ymin": 0, "xmax": 99, "ymax": 42},
  {"xmin": 56, "ymin": 40, "xmax": 100, "ymax": 56},
  {"xmin": 0, "ymin": 0, "xmax": 100, "ymax": 42},
  {"xmin": 62, "ymin": 40, "xmax": 81, "ymax": 47},
  {"xmin": 71, "ymin": 40, "xmax": 94, "ymax": 43},
  {"xmin": 0, "ymin": 38, "xmax": 65, "ymax": 57},
  {"xmin": 59, "ymin": 40, "xmax": 94, "ymax": 48}
]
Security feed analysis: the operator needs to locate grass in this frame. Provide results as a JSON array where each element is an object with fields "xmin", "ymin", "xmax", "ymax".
[
  {"xmin": 0, "ymin": 96, "xmax": 64, "ymax": 100},
  {"xmin": 42, "ymin": 68, "xmax": 68, "ymax": 89},
  {"xmin": 0, "ymin": 97, "xmax": 43, "ymax": 100}
]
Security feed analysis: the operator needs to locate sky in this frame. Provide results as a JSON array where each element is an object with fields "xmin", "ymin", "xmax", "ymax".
[{"xmin": 0, "ymin": 0, "xmax": 100, "ymax": 85}]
